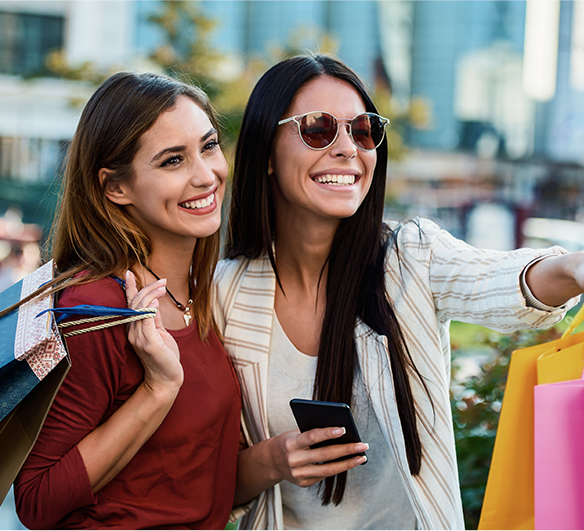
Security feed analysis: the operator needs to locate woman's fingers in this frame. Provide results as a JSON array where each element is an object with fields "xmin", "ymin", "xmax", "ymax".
[
  {"xmin": 124, "ymin": 271, "xmax": 183, "ymax": 390},
  {"xmin": 273, "ymin": 428, "xmax": 368, "ymax": 488},
  {"xmin": 287, "ymin": 452, "xmax": 368, "ymax": 488},
  {"xmin": 292, "ymin": 426, "xmax": 347, "ymax": 450},
  {"xmin": 282, "ymin": 427, "xmax": 368, "ymax": 462},
  {"xmin": 306, "ymin": 441, "xmax": 369, "ymax": 465},
  {"xmin": 125, "ymin": 270, "xmax": 138, "ymax": 300},
  {"xmin": 125, "ymin": 270, "xmax": 166, "ymax": 309}
]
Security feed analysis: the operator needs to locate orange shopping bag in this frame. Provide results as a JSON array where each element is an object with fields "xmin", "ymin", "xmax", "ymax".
[{"xmin": 478, "ymin": 305, "xmax": 584, "ymax": 530}]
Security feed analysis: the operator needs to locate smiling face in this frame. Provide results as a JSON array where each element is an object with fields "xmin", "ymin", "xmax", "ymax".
[
  {"xmin": 270, "ymin": 76, "xmax": 377, "ymax": 227},
  {"xmin": 104, "ymin": 95, "xmax": 228, "ymax": 249}
]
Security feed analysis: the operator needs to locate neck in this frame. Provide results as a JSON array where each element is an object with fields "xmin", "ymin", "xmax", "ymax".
[
  {"xmin": 143, "ymin": 245, "xmax": 194, "ymax": 302},
  {"xmin": 274, "ymin": 214, "xmax": 337, "ymax": 294}
]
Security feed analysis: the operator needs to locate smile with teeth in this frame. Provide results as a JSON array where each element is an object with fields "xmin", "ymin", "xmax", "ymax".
[
  {"xmin": 181, "ymin": 192, "xmax": 215, "ymax": 210},
  {"xmin": 313, "ymin": 174, "xmax": 356, "ymax": 186}
]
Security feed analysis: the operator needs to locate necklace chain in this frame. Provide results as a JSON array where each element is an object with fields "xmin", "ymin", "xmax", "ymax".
[{"xmin": 144, "ymin": 266, "xmax": 193, "ymax": 326}]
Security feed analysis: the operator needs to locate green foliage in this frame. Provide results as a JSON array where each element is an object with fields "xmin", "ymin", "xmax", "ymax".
[
  {"xmin": 148, "ymin": 1, "xmax": 224, "ymax": 99},
  {"xmin": 450, "ymin": 325, "xmax": 563, "ymax": 529}
]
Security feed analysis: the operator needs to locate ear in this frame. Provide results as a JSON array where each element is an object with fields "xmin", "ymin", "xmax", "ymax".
[
  {"xmin": 99, "ymin": 168, "xmax": 132, "ymax": 206},
  {"xmin": 268, "ymin": 156, "xmax": 274, "ymax": 176}
]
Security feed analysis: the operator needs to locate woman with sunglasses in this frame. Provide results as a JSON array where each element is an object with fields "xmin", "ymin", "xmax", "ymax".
[{"xmin": 216, "ymin": 54, "xmax": 584, "ymax": 530}]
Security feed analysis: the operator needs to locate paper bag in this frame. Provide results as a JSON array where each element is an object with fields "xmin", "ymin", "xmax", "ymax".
[
  {"xmin": 534, "ymin": 379, "xmax": 584, "ymax": 529},
  {"xmin": 479, "ymin": 305, "xmax": 584, "ymax": 530},
  {"xmin": 0, "ymin": 261, "xmax": 69, "ymax": 504}
]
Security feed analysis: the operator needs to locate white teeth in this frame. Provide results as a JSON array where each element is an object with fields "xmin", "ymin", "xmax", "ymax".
[
  {"xmin": 314, "ymin": 174, "xmax": 356, "ymax": 185},
  {"xmin": 182, "ymin": 192, "xmax": 214, "ymax": 210}
]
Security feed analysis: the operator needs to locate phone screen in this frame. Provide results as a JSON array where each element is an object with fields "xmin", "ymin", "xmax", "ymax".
[{"xmin": 289, "ymin": 398, "xmax": 366, "ymax": 462}]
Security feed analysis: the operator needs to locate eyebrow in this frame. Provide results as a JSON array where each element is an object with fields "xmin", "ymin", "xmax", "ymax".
[{"xmin": 149, "ymin": 128, "xmax": 218, "ymax": 164}]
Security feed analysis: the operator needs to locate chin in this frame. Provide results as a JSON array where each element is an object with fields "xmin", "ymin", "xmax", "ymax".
[
  {"xmin": 193, "ymin": 218, "xmax": 222, "ymax": 239},
  {"xmin": 326, "ymin": 206, "xmax": 362, "ymax": 220}
]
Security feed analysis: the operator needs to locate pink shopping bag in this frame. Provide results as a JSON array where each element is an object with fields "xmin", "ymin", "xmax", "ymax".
[{"xmin": 534, "ymin": 378, "xmax": 584, "ymax": 530}]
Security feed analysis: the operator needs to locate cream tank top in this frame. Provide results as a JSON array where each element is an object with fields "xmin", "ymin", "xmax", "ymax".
[{"xmin": 267, "ymin": 313, "xmax": 417, "ymax": 530}]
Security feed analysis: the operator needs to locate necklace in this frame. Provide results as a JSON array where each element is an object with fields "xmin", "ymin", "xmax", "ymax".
[{"xmin": 145, "ymin": 266, "xmax": 193, "ymax": 326}]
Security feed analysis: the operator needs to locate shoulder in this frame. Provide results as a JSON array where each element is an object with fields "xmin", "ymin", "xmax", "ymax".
[
  {"xmin": 213, "ymin": 258, "xmax": 250, "ymax": 328},
  {"xmin": 215, "ymin": 258, "xmax": 249, "ymax": 283},
  {"xmin": 58, "ymin": 276, "xmax": 126, "ymax": 309},
  {"xmin": 386, "ymin": 217, "xmax": 444, "ymax": 243},
  {"xmin": 384, "ymin": 218, "xmax": 451, "ymax": 259},
  {"xmin": 215, "ymin": 257, "xmax": 251, "ymax": 298}
]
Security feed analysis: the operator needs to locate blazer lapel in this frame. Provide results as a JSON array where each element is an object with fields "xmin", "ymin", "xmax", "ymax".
[{"xmin": 223, "ymin": 255, "xmax": 276, "ymax": 445}]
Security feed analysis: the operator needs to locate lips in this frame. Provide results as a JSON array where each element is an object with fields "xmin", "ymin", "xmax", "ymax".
[{"xmin": 180, "ymin": 192, "xmax": 215, "ymax": 210}]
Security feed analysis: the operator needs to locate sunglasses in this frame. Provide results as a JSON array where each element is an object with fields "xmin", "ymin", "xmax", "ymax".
[{"xmin": 277, "ymin": 111, "xmax": 390, "ymax": 151}]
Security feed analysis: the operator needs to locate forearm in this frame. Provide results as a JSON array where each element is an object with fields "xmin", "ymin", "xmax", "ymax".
[
  {"xmin": 234, "ymin": 438, "xmax": 280, "ymax": 506},
  {"xmin": 77, "ymin": 380, "xmax": 180, "ymax": 493},
  {"xmin": 233, "ymin": 427, "xmax": 367, "ymax": 506},
  {"xmin": 525, "ymin": 252, "xmax": 584, "ymax": 307}
]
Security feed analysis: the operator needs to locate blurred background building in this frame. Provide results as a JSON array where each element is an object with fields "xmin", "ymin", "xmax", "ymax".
[
  {"xmin": 2, "ymin": 1, "xmax": 584, "ymax": 248},
  {"xmin": 2, "ymin": 1, "xmax": 584, "ymax": 528}
]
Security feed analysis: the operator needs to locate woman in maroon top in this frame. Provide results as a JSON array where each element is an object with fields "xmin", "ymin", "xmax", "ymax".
[{"xmin": 13, "ymin": 72, "xmax": 241, "ymax": 529}]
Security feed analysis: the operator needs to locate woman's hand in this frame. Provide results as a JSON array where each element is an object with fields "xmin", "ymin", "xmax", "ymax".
[
  {"xmin": 267, "ymin": 428, "xmax": 368, "ymax": 487},
  {"xmin": 125, "ymin": 270, "xmax": 184, "ymax": 393},
  {"xmin": 235, "ymin": 427, "xmax": 367, "ymax": 505},
  {"xmin": 75, "ymin": 272, "xmax": 185, "ymax": 494}
]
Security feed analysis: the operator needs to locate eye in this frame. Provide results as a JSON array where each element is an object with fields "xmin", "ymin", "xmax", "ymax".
[
  {"xmin": 160, "ymin": 154, "xmax": 183, "ymax": 167},
  {"xmin": 203, "ymin": 138, "xmax": 220, "ymax": 152}
]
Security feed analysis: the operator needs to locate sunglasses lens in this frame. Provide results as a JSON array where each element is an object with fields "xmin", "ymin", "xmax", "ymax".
[
  {"xmin": 299, "ymin": 112, "xmax": 337, "ymax": 148},
  {"xmin": 351, "ymin": 113, "xmax": 385, "ymax": 150}
]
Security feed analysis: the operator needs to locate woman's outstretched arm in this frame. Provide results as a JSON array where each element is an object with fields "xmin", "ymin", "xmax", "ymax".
[{"xmin": 525, "ymin": 252, "xmax": 584, "ymax": 308}]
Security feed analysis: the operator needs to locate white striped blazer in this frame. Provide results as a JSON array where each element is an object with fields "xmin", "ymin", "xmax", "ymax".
[{"xmin": 214, "ymin": 219, "xmax": 576, "ymax": 530}]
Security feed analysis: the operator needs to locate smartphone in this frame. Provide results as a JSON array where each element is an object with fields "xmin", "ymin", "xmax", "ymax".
[{"xmin": 289, "ymin": 398, "xmax": 367, "ymax": 463}]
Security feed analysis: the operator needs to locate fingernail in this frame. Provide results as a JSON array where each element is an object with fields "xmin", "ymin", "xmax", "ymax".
[
  {"xmin": 332, "ymin": 427, "xmax": 346, "ymax": 436},
  {"xmin": 357, "ymin": 455, "xmax": 368, "ymax": 465},
  {"xmin": 355, "ymin": 443, "xmax": 369, "ymax": 452}
]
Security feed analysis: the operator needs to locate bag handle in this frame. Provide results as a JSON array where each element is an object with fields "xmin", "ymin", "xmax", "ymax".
[
  {"xmin": 37, "ymin": 305, "xmax": 157, "ymax": 338},
  {"xmin": 58, "ymin": 310, "xmax": 157, "ymax": 338},
  {"xmin": 561, "ymin": 304, "xmax": 584, "ymax": 339}
]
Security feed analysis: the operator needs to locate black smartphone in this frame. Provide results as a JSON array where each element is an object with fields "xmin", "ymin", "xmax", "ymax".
[{"xmin": 289, "ymin": 398, "xmax": 367, "ymax": 463}]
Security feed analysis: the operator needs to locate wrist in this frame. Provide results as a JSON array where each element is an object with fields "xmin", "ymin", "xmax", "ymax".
[
  {"xmin": 140, "ymin": 378, "xmax": 182, "ymax": 407},
  {"xmin": 263, "ymin": 435, "xmax": 287, "ymax": 483},
  {"xmin": 526, "ymin": 253, "xmax": 584, "ymax": 307}
]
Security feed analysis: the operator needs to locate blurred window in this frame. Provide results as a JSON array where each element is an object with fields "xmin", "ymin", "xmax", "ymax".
[
  {"xmin": 0, "ymin": 11, "xmax": 64, "ymax": 77},
  {"xmin": 0, "ymin": 137, "xmax": 68, "ymax": 182}
]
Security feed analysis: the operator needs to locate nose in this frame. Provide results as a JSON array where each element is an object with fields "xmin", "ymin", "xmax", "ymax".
[
  {"xmin": 192, "ymin": 154, "xmax": 224, "ymax": 189},
  {"xmin": 330, "ymin": 122, "xmax": 357, "ymax": 159}
]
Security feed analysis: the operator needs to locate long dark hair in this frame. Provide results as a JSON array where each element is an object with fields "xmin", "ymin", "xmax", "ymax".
[
  {"xmin": 1, "ymin": 72, "xmax": 221, "ymax": 339},
  {"xmin": 225, "ymin": 54, "xmax": 426, "ymax": 505}
]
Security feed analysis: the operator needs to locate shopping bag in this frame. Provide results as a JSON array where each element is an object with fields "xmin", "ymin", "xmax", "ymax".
[
  {"xmin": 0, "ymin": 261, "xmax": 69, "ymax": 504},
  {"xmin": 478, "ymin": 305, "xmax": 584, "ymax": 530},
  {"xmin": 534, "ymin": 377, "xmax": 584, "ymax": 530},
  {"xmin": 0, "ymin": 261, "xmax": 156, "ymax": 504}
]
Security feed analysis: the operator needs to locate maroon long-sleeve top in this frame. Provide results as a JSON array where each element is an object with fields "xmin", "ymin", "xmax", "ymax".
[{"xmin": 14, "ymin": 276, "xmax": 241, "ymax": 529}]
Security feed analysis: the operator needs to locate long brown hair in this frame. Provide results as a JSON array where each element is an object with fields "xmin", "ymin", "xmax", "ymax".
[
  {"xmin": 225, "ymin": 54, "xmax": 427, "ymax": 505},
  {"xmin": 3, "ymin": 72, "xmax": 221, "ymax": 339}
]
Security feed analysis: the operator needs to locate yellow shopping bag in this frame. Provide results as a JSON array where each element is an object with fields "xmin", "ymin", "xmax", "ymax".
[{"xmin": 478, "ymin": 305, "xmax": 584, "ymax": 530}]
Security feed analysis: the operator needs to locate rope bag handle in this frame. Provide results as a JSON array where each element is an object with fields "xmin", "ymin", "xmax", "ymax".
[
  {"xmin": 58, "ymin": 310, "xmax": 157, "ymax": 338},
  {"xmin": 37, "ymin": 305, "xmax": 157, "ymax": 338}
]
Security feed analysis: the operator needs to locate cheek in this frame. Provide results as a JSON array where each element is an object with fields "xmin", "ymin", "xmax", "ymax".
[
  {"xmin": 364, "ymin": 156, "xmax": 377, "ymax": 183},
  {"xmin": 218, "ymin": 154, "xmax": 229, "ymax": 182}
]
